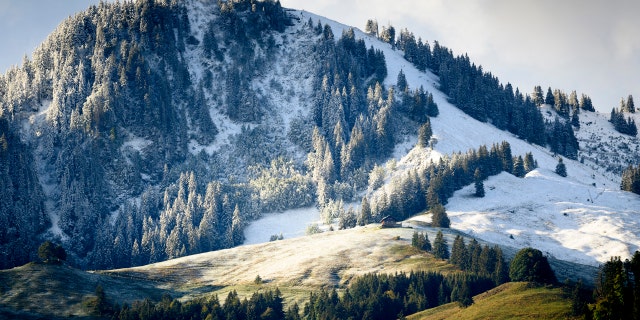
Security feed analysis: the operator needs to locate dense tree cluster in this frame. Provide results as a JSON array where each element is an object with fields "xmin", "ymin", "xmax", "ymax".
[
  {"xmin": 0, "ymin": 118, "xmax": 48, "ymax": 268},
  {"xmin": 411, "ymin": 231, "xmax": 432, "ymax": 252},
  {"xmin": 305, "ymin": 23, "xmax": 440, "ymax": 214},
  {"xmin": 0, "ymin": 0, "xmax": 294, "ymax": 269},
  {"xmin": 364, "ymin": 142, "xmax": 537, "ymax": 223},
  {"xmin": 449, "ymin": 236, "xmax": 509, "ymax": 286},
  {"xmin": 610, "ymin": 107, "xmax": 638, "ymax": 136},
  {"xmin": 587, "ymin": 252, "xmax": 640, "ymax": 319},
  {"xmin": 37, "ymin": 241, "xmax": 67, "ymax": 264},
  {"xmin": 106, "ymin": 289, "xmax": 298, "ymax": 320},
  {"xmin": 373, "ymin": 21, "xmax": 583, "ymax": 159},
  {"xmin": 304, "ymin": 271, "xmax": 495, "ymax": 319}
]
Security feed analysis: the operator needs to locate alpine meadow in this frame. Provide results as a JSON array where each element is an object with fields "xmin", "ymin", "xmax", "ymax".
[{"xmin": 1, "ymin": 0, "xmax": 640, "ymax": 319}]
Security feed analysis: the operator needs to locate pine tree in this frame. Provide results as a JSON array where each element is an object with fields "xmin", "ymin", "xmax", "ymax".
[
  {"xmin": 474, "ymin": 168, "xmax": 485, "ymax": 197},
  {"xmin": 432, "ymin": 230, "xmax": 449, "ymax": 260},
  {"xmin": 431, "ymin": 203, "xmax": 450, "ymax": 228},
  {"xmin": 357, "ymin": 196, "xmax": 372, "ymax": 226},
  {"xmin": 396, "ymin": 69, "xmax": 408, "ymax": 92},
  {"xmin": 555, "ymin": 157, "xmax": 567, "ymax": 177},
  {"xmin": 545, "ymin": 87, "xmax": 554, "ymax": 105},
  {"xmin": 512, "ymin": 155, "xmax": 525, "ymax": 178},
  {"xmin": 364, "ymin": 19, "xmax": 378, "ymax": 36},
  {"xmin": 531, "ymin": 85, "xmax": 544, "ymax": 106},
  {"xmin": 417, "ymin": 119, "xmax": 432, "ymax": 148},
  {"xmin": 523, "ymin": 152, "xmax": 536, "ymax": 173},
  {"xmin": 628, "ymin": 94, "xmax": 635, "ymax": 113},
  {"xmin": 450, "ymin": 235, "xmax": 468, "ymax": 270}
]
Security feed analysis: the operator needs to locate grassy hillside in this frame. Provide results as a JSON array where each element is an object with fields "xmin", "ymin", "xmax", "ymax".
[
  {"xmin": 0, "ymin": 226, "xmax": 456, "ymax": 318},
  {"xmin": 0, "ymin": 262, "xmax": 170, "ymax": 318},
  {"xmin": 0, "ymin": 226, "xmax": 592, "ymax": 319},
  {"xmin": 408, "ymin": 282, "xmax": 580, "ymax": 320},
  {"xmin": 101, "ymin": 225, "xmax": 458, "ymax": 306}
]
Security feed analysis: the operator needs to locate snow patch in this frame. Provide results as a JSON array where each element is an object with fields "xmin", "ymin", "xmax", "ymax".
[{"xmin": 243, "ymin": 206, "xmax": 320, "ymax": 245}]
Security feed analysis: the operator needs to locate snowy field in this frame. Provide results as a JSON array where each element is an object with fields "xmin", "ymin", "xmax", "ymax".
[{"xmin": 243, "ymin": 207, "xmax": 320, "ymax": 245}]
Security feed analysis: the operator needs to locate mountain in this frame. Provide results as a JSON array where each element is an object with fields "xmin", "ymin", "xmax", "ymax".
[{"xmin": 0, "ymin": 0, "xmax": 639, "ymax": 279}]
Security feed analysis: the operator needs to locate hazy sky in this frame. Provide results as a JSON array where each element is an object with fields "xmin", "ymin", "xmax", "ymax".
[{"xmin": 1, "ymin": 0, "xmax": 638, "ymax": 112}]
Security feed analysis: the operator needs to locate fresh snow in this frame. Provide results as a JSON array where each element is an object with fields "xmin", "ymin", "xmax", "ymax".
[
  {"xmin": 442, "ymin": 170, "xmax": 640, "ymax": 266},
  {"xmin": 243, "ymin": 206, "xmax": 320, "ymax": 245},
  {"xmin": 286, "ymin": 10, "xmax": 640, "ymax": 266}
]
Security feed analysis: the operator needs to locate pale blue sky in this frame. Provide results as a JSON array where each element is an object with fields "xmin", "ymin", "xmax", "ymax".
[{"xmin": 1, "ymin": 0, "xmax": 638, "ymax": 112}]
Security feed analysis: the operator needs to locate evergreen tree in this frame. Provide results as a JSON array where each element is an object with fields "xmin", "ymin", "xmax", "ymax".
[
  {"xmin": 357, "ymin": 196, "xmax": 372, "ymax": 226},
  {"xmin": 364, "ymin": 19, "xmax": 378, "ymax": 36},
  {"xmin": 531, "ymin": 85, "xmax": 544, "ymax": 106},
  {"xmin": 508, "ymin": 247, "xmax": 557, "ymax": 284},
  {"xmin": 555, "ymin": 157, "xmax": 567, "ymax": 177},
  {"xmin": 431, "ymin": 203, "xmax": 450, "ymax": 228},
  {"xmin": 523, "ymin": 152, "xmax": 537, "ymax": 173},
  {"xmin": 627, "ymin": 94, "xmax": 635, "ymax": 113},
  {"xmin": 433, "ymin": 230, "xmax": 449, "ymax": 259},
  {"xmin": 450, "ymin": 235, "xmax": 468, "ymax": 270},
  {"xmin": 580, "ymin": 94, "xmax": 595, "ymax": 112},
  {"xmin": 545, "ymin": 87, "xmax": 555, "ymax": 105},
  {"xmin": 396, "ymin": 69, "xmax": 408, "ymax": 92},
  {"xmin": 417, "ymin": 119, "xmax": 432, "ymax": 148},
  {"xmin": 474, "ymin": 168, "xmax": 485, "ymax": 197},
  {"xmin": 426, "ymin": 93, "xmax": 439, "ymax": 117},
  {"xmin": 412, "ymin": 231, "xmax": 432, "ymax": 252}
]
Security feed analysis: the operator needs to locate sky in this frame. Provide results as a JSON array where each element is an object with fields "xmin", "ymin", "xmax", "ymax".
[{"xmin": 1, "ymin": 0, "xmax": 638, "ymax": 112}]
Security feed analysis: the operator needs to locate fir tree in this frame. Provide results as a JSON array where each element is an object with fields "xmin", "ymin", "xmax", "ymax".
[
  {"xmin": 545, "ymin": 87, "xmax": 555, "ymax": 105},
  {"xmin": 431, "ymin": 203, "xmax": 450, "ymax": 228},
  {"xmin": 555, "ymin": 157, "xmax": 567, "ymax": 177},
  {"xmin": 512, "ymin": 155, "xmax": 525, "ymax": 178},
  {"xmin": 450, "ymin": 235, "xmax": 468, "ymax": 270},
  {"xmin": 432, "ymin": 230, "xmax": 449, "ymax": 260},
  {"xmin": 417, "ymin": 119, "xmax": 432, "ymax": 148},
  {"xmin": 396, "ymin": 69, "xmax": 408, "ymax": 92},
  {"xmin": 474, "ymin": 168, "xmax": 485, "ymax": 197}
]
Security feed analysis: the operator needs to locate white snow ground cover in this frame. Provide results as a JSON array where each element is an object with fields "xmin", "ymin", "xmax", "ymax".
[
  {"xmin": 243, "ymin": 206, "xmax": 320, "ymax": 245},
  {"xmin": 442, "ymin": 170, "xmax": 640, "ymax": 266},
  {"xmin": 292, "ymin": 10, "xmax": 640, "ymax": 266},
  {"xmin": 168, "ymin": 6, "xmax": 640, "ymax": 269}
]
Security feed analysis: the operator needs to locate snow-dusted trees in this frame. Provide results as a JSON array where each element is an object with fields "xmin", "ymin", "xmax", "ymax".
[
  {"xmin": 363, "ymin": 141, "xmax": 537, "ymax": 224},
  {"xmin": 555, "ymin": 157, "xmax": 567, "ymax": 177},
  {"xmin": 0, "ymin": 118, "xmax": 48, "ymax": 269},
  {"xmin": 417, "ymin": 119, "xmax": 432, "ymax": 148},
  {"xmin": 249, "ymin": 157, "xmax": 314, "ymax": 213},
  {"xmin": 364, "ymin": 19, "xmax": 378, "ymax": 36},
  {"xmin": 610, "ymin": 107, "xmax": 638, "ymax": 136}
]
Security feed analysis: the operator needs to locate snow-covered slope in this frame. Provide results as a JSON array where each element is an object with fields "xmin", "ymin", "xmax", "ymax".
[{"xmin": 242, "ymin": 9, "xmax": 640, "ymax": 268}]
